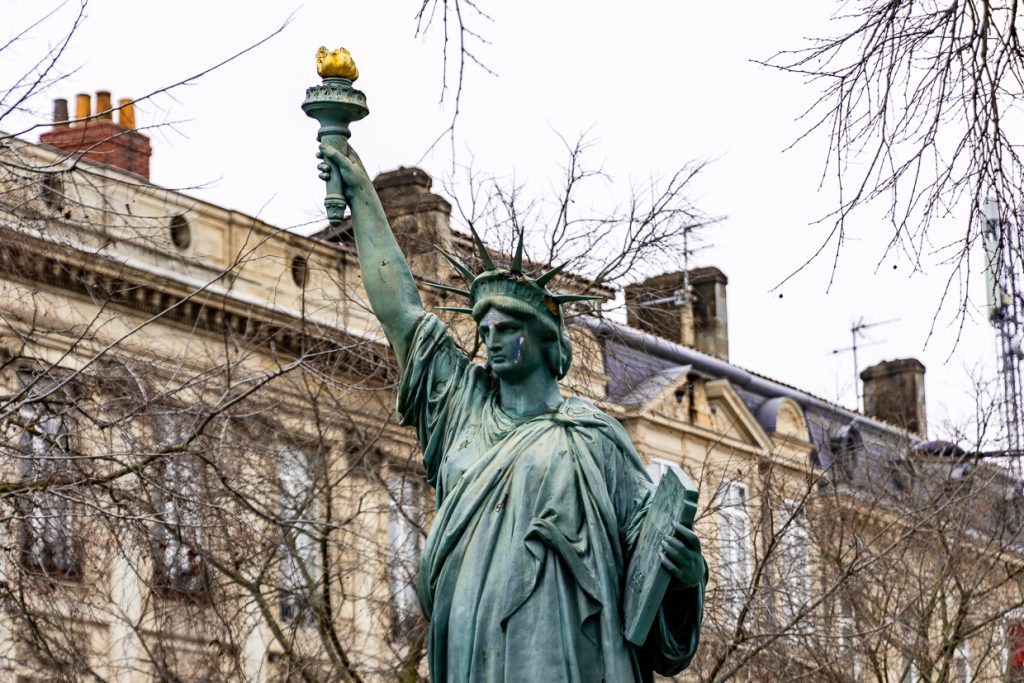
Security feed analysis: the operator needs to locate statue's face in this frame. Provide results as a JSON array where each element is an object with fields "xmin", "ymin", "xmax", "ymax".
[{"xmin": 478, "ymin": 308, "xmax": 549, "ymax": 382}]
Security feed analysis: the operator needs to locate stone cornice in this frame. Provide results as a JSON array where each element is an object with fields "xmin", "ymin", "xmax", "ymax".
[{"xmin": 0, "ymin": 225, "xmax": 396, "ymax": 384}]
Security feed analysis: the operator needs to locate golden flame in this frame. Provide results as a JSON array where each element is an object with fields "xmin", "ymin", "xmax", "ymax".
[{"xmin": 316, "ymin": 46, "xmax": 359, "ymax": 80}]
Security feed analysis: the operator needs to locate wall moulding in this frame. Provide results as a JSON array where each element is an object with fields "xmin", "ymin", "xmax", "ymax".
[{"xmin": 0, "ymin": 227, "xmax": 395, "ymax": 384}]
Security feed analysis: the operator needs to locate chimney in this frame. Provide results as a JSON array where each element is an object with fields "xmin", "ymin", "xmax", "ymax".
[
  {"xmin": 39, "ymin": 91, "xmax": 152, "ymax": 180},
  {"xmin": 75, "ymin": 93, "xmax": 90, "ymax": 122},
  {"xmin": 313, "ymin": 167, "xmax": 455, "ymax": 281},
  {"xmin": 52, "ymin": 99, "xmax": 69, "ymax": 129},
  {"xmin": 95, "ymin": 90, "xmax": 112, "ymax": 120},
  {"xmin": 860, "ymin": 358, "xmax": 927, "ymax": 437},
  {"xmin": 625, "ymin": 267, "xmax": 730, "ymax": 360},
  {"xmin": 117, "ymin": 99, "xmax": 135, "ymax": 129}
]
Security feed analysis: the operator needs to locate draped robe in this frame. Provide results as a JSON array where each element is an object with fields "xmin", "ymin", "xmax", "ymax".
[{"xmin": 397, "ymin": 314, "xmax": 705, "ymax": 682}]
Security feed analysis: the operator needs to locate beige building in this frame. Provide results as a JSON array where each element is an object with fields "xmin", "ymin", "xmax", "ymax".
[{"xmin": 0, "ymin": 93, "xmax": 1021, "ymax": 682}]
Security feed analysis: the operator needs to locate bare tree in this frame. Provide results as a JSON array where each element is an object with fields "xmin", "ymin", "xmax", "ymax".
[
  {"xmin": 687, "ymin": 397, "xmax": 1024, "ymax": 683},
  {"xmin": 0, "ymin": 81, "xmax": 724, "ymax": 682},
  {"xmin": 765, "ymin": 1, "xmax": 1024, "ymax": 313},
  {"xmin": 9, "ymin": 7, "xmax": 1021, "ymax": 682},
  {"xmin": 412, "ymin": 0, "xmax": 495, "ymax": 149},
  {"xmin": 442, "ymin": 134, "xmax": 719, "ymax": 306},
  {"xmin": 0, "ymin": 5, "xmax": 432, "ymax": 681}
]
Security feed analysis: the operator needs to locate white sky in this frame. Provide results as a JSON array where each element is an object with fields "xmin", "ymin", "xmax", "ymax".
[{"xmin": 2, "ymin": 0, "xmax": 1003, "ymax": 443}]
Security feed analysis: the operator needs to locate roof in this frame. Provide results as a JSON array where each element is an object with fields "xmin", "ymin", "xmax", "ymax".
[
  {"xmin": 581, "ymin": 315, "xmax": 1024, "ymax": 541},
  {"xmin": 579, "ymin": 316, "xmax": 920, "ymax": 462},
  {"xmin": 609, "ymin": 364, "xmax": 691, "ymax": 406}
]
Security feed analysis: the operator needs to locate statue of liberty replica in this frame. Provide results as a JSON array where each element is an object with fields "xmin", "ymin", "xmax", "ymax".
[{"xmin": 306, "ymin": 47, "xmax": 706, "ymax": 682}]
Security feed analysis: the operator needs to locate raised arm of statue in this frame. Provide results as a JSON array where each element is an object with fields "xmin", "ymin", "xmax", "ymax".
[{"xmin": 318, "ymin": 145, "xmax": 424, "ymax": 364}]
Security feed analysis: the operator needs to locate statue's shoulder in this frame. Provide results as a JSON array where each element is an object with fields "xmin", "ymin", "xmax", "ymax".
[
  {"xmin": 406, "ymin": 312, "xmax": 478, "ymax": 377},
  {"xmin": 557, "ymin": 397, "xmax": 628, "ymax": 437},
  {"xmin": 558, "ymin": 396, "xmax": 606, "ymax": 419},
  {"xmin": 556, "ymin": 398, "xmax": 646, "ymax": 474}
]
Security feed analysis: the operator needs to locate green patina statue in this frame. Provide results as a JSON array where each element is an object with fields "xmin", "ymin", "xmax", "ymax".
[{"xmin": 310, "ymin": 50, "xmax": 706, "ymax": 683}]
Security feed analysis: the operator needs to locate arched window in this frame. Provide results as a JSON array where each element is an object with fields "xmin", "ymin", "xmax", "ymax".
[{"xmin": 829, "ymin": 422, "xmax": 864, "ymax": 482}]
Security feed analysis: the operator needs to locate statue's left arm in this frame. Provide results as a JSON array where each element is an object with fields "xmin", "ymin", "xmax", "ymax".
[
  {"xmin": 597, "ymin": 413, "xmax": 707, "ymax": 674},
  {"xmin": 640, "ymin": 547, "xmax": 708, "ymax": 675}
]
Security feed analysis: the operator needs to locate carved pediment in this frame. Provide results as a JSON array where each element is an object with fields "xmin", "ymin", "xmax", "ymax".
[{"xmin": 705, "ymin": 379, "xmax": 774, "ymax": 450}]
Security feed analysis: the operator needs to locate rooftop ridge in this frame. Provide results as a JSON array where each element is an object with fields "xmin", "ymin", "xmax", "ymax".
[{"xmin": 580, "ymin": 315, "xmax": 922, "ymax": 443}]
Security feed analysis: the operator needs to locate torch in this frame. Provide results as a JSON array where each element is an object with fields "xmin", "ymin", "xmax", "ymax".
[{"xmin": 302, "ymin": 47, "xmax": 369, "ymax": 226}]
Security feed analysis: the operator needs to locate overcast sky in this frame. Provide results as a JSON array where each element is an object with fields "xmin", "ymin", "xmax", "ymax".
[{"xmin": 3, "ymin": 0, "xmax": 1003, "ymax": 443}]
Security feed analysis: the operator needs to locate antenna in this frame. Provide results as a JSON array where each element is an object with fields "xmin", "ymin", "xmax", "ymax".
[
  {"xmin": 636, "ymin": 226, "xmax": 711, "ymax": 308},
  {"xmin": 980, "ymin": 198, "xmax": 1024, "ymax": 469},
  {"xmin": 830, "ymin": 317, "xmax": 899, "ymax": 410}
]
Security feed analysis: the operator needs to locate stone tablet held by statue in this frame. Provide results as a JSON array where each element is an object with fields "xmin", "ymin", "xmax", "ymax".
[{"xmin": 623, "ymin": 467, "xmax": 700, "ymax": 645}]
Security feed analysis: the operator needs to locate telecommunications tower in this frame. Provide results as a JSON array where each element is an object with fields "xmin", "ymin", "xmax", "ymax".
[{"xmin": 981, "ymin": 199, "xmax": 1024, "ymax": 459}]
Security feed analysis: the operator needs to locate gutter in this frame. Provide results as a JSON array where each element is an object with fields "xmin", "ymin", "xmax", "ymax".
[{"xmin": 579, "ymin": 316, "xmax": 919, "ymax": 444}]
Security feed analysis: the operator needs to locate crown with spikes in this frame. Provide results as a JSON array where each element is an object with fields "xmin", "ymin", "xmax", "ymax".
[{"xmin": 424, "ymin": 227, "xmax": 603, "ymax": 377}]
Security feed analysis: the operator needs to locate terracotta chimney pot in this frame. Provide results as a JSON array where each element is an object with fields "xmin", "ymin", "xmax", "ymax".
[
  {"xmin": 95, "ymin": 90, "xmax": 112, "ymax": 120},
  {"xmin": 74, "ymin": 93, "xmax": 90, "ymax": 124},
  {"xmin": 41, "ymin": 91, "xmax": 152, "ymax": 180},
  {"xmin": 118, "ymin": 99, "xmax": 135, "ymax": 129}
]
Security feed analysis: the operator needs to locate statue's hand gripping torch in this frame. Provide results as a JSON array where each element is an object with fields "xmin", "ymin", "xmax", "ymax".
[{"xmin": 302, "ymin": 47, "xmax": 369, "ymax": 226}]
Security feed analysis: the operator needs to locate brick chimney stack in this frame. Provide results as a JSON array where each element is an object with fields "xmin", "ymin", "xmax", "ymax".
[
  {"xmin": 860, "ymin": 358, "xmax": 927, "ymax": 437},
  {"xmin": 39, "ymin": 91, "xmax": 152, "ymax": 180},
  {"xmin": 625, "ymin": 267, "xmax": 730, "ymax": 360}
]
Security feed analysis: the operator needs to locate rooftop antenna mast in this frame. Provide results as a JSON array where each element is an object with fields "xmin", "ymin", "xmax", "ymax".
[
  {"xmin": 981, "ymin": 199, "xmax": 1024, "ymax": 465},
  {"xmin": 830, "ymin": 317, "xmax": 899, "ymax": 410},
  {"xmin": 637, "ymin": 225, "xmax": 709, "ymax": 308}
]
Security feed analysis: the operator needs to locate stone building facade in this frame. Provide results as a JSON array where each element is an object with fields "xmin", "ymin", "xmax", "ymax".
[{"xmin": 0, "ymin": 94, "xmax": 1020, "ymax": 681}]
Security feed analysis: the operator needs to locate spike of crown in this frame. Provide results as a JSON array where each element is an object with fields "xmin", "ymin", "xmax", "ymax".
[
  {"xmin": 430, "ymin": 227, "xmax": 602, "ymax": 328},
  {"xmin": 427, "ymin": 228, "xmax": 603, "ymax": 380}
]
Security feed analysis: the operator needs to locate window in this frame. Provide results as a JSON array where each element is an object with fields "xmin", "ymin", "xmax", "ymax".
[
  {"xmin": 152, "ymin": 418, "xmax": 207, "ymax": 599},
  {"xmin": 899, "ymin": 655, "xmax": 918, "ymax": 683},
  {"xmin": 1006, "ymin": 613, "xmax": 1024, "ymax": 682},
  {"xmin": 646, "ymin": 457, "xmax": 684, "ymax": 485},
  {"xmin": 952, "ymin": 639, "xmax": 969, "ymax": 683},
  {"xmin": 291, "ymin": 256, "xmax": 308, "ymax": 288},
  {"xmin": 829, "ymin": 423, "xmax": 862, "ymax": 482},
  {"xmin": 838, "ymin": 604, "xmax": 860, "ymax": 679},
  {"xmin": 717, "ymin": 481, "xmax": 752, "ymax": 620},
  {"xmin": 777, "ymin": 500, "xmax": 811, "ymax": 633},
  {"xmin": 41, "ymin": 173, "xmax": 64, "ymax": 211},
  {"xmin": 388, "ymin": 472, "xmax": 423, "ymax": 642},
  {"xmin": 169, "ymin": 214, "xmax": 191, "ymax": 250},
  {"xmin": 16, "ymin": 370, "xmax": 79, "ymax": 579},
  {"xmin": 278, "ymin": 445, "xmax": 319, "ymax": 624},
  {"xmin": 899, "ymin": 621, "xmax": 919, "ymax": 683}
]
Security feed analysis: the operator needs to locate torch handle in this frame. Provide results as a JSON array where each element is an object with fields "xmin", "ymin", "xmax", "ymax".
[
  {"xmin": 303, "ymin": 73, "xmax": 368, "ymax": 228},
  {"xmin": 321, "ymin": 132, "xmax": 350, "ymax": 226}
]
